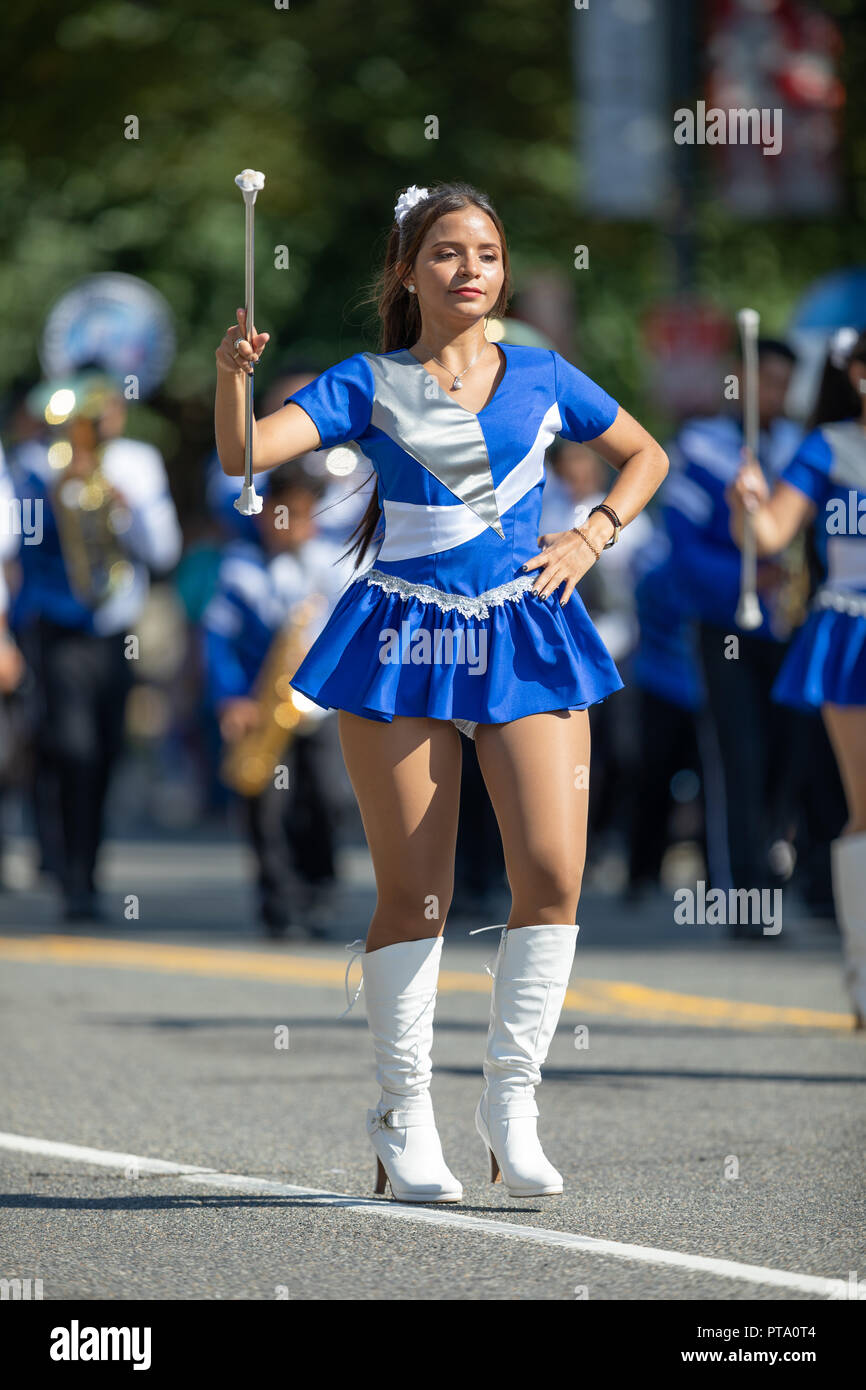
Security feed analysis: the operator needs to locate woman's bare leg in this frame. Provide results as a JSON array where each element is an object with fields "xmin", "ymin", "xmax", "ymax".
[
  {"xmin": 823, "ymin": 705, "xmax": 866, "ymax": 836},
  {"xmin": 471, "ymin": 708, "xmax": 591, "ymax": 1196},
  {"xmin": 474, "ymin": 709, "xmax": 591, "ymax": 926},
  {"xmin": 337, "ymin": 712, "xmax": 463, "ymax": 950}
]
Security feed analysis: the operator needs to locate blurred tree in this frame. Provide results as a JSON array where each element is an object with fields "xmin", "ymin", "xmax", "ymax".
[{"xmin": 0, "ymin": 0, "xmax": 863, "ymax": 509}]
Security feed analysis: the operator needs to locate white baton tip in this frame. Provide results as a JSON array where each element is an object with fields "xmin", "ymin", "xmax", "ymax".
[
  {"xmin": 234, "ymin": 483, "xmax": 264, "ymax": 516},
  {"xmin": 735, "ymin": 592, "xmax": 763, "ymax": 630},
  {"xmin": 737, "ymin": 308, "xmax": 760, "ymax": 332},
  {"xmin": 234, "ymin": 169, "xmax": 266, "ymax": 192}
]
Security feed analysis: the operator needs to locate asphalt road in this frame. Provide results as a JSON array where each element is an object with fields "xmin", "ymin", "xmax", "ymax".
[{"xmin": 1, "ymin": 836, "xmax": 864, "ymax": 1302}]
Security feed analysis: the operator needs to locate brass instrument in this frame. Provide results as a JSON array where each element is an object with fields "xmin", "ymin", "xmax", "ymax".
[
  {"xmin": 36, "ymin": 374, "xmax": 135, "ymax": 607},
  {"xmin": 220, "ymin": 593, "xmax": 325, "ymax": 797},
  {"xmin": 768, "ymin": 532, "xmax": 811, "ymax": 641}
]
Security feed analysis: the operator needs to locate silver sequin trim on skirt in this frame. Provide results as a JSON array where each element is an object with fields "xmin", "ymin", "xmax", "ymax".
[
  {"xmin": 813, "ymin": 585, "xmax": 866, "ymax": 618},
  {"xmin": 356, "ymin": 567, "xmax": 537, "ymax": 619}
]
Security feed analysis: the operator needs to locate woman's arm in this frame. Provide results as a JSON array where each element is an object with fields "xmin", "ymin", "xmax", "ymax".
[
  {"xmin": 583, "ymin": 406, "xmax": 670, "ymax": 537},
  {"xmin": 527, "ymin": 407, "xmax": 669, "ymax": 603},
  {"xmin": 727, "ymin": 457, "xmax": 815, "ymax": 555},
  {"xmin": 214, "ymin": 309, "xmax": 322, "ymax": 475}
]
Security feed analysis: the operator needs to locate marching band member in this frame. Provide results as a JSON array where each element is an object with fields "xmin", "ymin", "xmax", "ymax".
[
  {"xmin": 7, "ymin": 372, "xmax": 182, "ymax": 921},
  {"xmin": 201, "ymin": 457, "xmax": 354, "ymax": 937},
  {"xmin": 0, "ymin": 442, "xmax": 24, "ymax": 696},
  {"xmin": 215, "ymin": 180, "xmax": 669, "ymax": 1202},
  {"xmin": 627, "ymin": 523, "xmax": 707, "ymax": 896},
  {"xmin": 0, "ymin": 444, "xmax": 26, "ymax": 888},
  {"xmin": 541, "ymin": 436, "xmax": 654, "ymax": 857},
  {"xmin": 729, "ymin": 328, "xmax": 866, "ymax": 1027},
  {"xmin": 664, "ymin": 339, "xmax": 803, "ymax": 911}
]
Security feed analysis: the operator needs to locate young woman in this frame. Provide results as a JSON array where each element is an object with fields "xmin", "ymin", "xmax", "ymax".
[
  {"xmin": 215, "ymin": 181, "xmax": 668, "ymax": 1202},
  {"xmin": 729, "ymin": 328, "xmax": 866, "ymax": 1030}
]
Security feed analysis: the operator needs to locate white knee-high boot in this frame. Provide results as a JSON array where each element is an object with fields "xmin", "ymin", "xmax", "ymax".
[
  {"xmin": 831, "ymin": 833, "xmax": 866, "ymax": 1029},
  {"xmin": 362, "ymin": 935, "xmax": 463, "ymax": 1203},
  {"xmin": 475, "ymin": 923, "xmax": 579, "ymax": 1197}
]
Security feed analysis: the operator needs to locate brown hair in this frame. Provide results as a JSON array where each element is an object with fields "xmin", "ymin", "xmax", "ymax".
[
  {"xmin": 809, "ymin": 328, "xmax": 866, "ymax": 429},
  {"xmin": 342, "ymin": 180, "xmax": 512, "ymax": 566}
]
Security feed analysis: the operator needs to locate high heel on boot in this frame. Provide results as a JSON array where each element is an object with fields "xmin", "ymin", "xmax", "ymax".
[
  {"xmin": 367, "ymin": 1096, "xmax": 462, "ymax": 1203},
  {"xmin": 475, "ymin": 1096, "xmax": 563, "ymax": 1197},
  {"xmin": 375, "ymin": 1156, "xmax": 388, "ymax": 1195}
]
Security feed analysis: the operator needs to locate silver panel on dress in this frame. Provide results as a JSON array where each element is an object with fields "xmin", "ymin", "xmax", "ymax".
[
  {"xmin": 363, "ymin": 350, "xmax": 505, "ymax": 538},
  {"xmin": 824, "ymin": 421, "xmax": 866, "ymax": 490}
]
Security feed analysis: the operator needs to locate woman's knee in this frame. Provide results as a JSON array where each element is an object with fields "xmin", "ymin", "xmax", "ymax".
[
  {"xmin": 508, "ymin": 857, "xmax": 583, "ymax": 923},
  {"xmin": 371, "ymin": 880, "xmax": 454, "ymax": 937}
]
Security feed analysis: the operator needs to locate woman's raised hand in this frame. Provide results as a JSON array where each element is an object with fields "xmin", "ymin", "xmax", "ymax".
[
  {"xmin": 216, "ymin": 308, "xmax": 270, "ymax": 377},
  {"xmin": 727, "ymin": 447, "xmax": 769, "ymax": 515}
]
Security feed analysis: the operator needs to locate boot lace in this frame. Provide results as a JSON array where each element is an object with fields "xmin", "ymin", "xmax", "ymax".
[{"xmin": 339, "ymin": 938, "xmax": 367, "ymax": 1019}]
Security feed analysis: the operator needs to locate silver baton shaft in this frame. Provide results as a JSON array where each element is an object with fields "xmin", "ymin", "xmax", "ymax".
[
  {"xmin": 234, "ymin": 169, "xmax": 266, "ymax": 517},
  {"xmin": 735, "ymin": 307, "xmax": 762, "ymax": 631}
]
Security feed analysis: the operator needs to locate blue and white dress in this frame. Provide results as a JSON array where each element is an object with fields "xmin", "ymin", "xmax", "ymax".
[
  {"xmin": 285, "ymin": 344, "xmax": 624, "ymax": 736},
  {"xmin": 773, "ymin": 420, "xmax": 866, "ymax": 711}
]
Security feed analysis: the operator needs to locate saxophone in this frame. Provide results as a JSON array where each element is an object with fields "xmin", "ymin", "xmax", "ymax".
[
  {"xmin": 41, "ymin": 375, "xmax": 135, "ymax": 607},
  {"xmin": 220, "ymin": 593, "xmax": 325, "ymax": 798},
  {"xmin": 768, "ymin": 532, "xmax": 811, "ymax": 641}
]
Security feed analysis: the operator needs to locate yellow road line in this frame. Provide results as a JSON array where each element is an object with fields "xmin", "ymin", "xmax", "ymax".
[{"xmin": 0, "ymin": 934, "xmax": 854, "ymax": 1032}]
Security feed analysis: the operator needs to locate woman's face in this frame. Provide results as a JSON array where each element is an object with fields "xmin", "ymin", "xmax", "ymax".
[{"xmin": 404, "ymin": 205, "xmax": 504, "ymax": 329}]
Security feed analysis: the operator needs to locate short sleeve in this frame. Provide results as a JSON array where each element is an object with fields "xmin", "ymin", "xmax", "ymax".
[
  {"xmin": 552, "ymin": 350, "xmax": 619, "ymax": 443},
  {"xmin": 781, "ymin": 428, "xmax": 833, "ymax": 507},
  {"xmin": 284, "ymin": 354, "xmax": 374, "ymax": 450}
]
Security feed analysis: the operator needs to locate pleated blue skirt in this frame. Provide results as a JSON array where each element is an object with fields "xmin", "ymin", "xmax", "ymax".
[
  {"xmin": 773, "ymin": 607, "xmax": 866, "ymax": 711},
  {"xmin": 290, "ymin": 574, "xmax": 623, "ymax": 727}
]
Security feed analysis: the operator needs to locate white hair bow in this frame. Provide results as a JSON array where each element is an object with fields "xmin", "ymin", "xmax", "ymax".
[
  {"xmin": 830, "ymin": 326, "xmax": 858, "ymax": 370},
  {"xmin": 394, "ymin": 185, "xmax": 430, "ymax": 226}
]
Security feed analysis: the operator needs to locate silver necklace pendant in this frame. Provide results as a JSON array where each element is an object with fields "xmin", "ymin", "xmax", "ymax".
[{"xmin": 451, "ymin": 376, "xmax": 463, "ymax": 390}]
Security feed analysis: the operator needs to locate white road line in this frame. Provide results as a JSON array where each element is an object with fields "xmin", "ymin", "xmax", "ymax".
[{"xmin": 0, "ymin": 1131, "xmax": 848, "ymax": 1298}]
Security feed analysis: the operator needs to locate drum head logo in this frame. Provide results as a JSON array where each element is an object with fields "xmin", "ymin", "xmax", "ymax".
[{"xmin": 41, "ymin": 273, "xmax": 175, "ymax": 400}]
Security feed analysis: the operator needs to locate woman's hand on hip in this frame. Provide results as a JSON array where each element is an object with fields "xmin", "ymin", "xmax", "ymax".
[{"xmin": 522, "ymin": 529, "xmax": 598, "ymax": 605}]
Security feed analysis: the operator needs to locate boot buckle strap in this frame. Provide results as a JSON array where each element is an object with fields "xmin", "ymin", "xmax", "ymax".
[{"xmin": 368, "ymin": 1106, "xmax": 432, "ymax": 1132}]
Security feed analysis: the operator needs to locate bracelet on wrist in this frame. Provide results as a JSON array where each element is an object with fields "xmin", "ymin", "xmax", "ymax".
[
  {"xmin": 588, "ymin": 503, "xmax": 622, "ymax": 549},
  {"xmin": 571, "ymin": 525, "xmax": 602, "ymax": 561}
]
